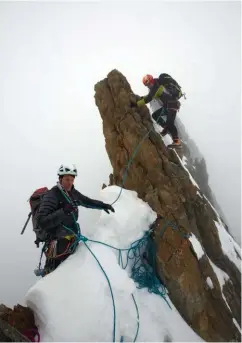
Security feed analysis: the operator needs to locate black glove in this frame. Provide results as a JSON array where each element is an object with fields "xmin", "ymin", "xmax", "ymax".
[
  {"xmin": 63, "ymin": 202, "xmax": 77, "ymax": 215},
  {"xmin": 102, "ymin": 203, "xmax": 115, "ymax": 214}
]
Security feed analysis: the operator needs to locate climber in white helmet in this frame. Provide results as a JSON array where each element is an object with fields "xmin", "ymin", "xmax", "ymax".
[{"xmin": 36, "ymin": 163, "xmax": 115, "ymax": 276}]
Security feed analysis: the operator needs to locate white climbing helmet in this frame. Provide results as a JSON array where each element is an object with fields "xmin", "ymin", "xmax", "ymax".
[{"xmin": 57, "ymin": 164, "xmax": 78, "ymax": 176}]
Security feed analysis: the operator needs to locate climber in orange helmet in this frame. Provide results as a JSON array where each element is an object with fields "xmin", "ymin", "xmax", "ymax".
[{"xmin": 132, "ymin": 73, "xmax": 184, "ymax": 147}]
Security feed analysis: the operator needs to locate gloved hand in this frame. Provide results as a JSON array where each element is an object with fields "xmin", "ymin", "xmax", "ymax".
[
  {"xmin": 63, "ymin": 202, "xmax": 77, "ymax": 215},
  {"xmin": 102, "ymin": 203, "xmax": 115, "ymax": 214},
  {"xmin": 72, "ymin": 199, "xmax": 81, "ymax": 207}
]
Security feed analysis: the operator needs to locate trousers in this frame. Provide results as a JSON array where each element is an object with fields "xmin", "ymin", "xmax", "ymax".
[{"xmin": 152, "ymin": 100, "xmax": 180, "ymax": 140}]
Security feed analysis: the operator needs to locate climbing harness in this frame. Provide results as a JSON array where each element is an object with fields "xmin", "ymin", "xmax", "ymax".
[
  {"xmin": 44, "ymin": 237, "xmax": 76, "ymax": 259},
  {"xmin": 35, "ymin": 234, "xmax": 78, "ymax": 277}
]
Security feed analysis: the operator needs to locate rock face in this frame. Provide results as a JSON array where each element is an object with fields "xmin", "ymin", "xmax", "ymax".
[
  {"xmin": 0, "ymin": 304, "xmax": 35, "ymax": 342},
  {"xmin": 175, "ymin": 117, "xmax": 230, "ymax": 228},
  {"xmin": 94, "ymin": 69, "xmax": 241, "ymax": 342}
]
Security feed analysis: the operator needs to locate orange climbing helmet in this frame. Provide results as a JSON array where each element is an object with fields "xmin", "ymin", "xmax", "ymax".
[{"xmin": 142, "ymin": 74, "xmax": 154, "ymax": 86}]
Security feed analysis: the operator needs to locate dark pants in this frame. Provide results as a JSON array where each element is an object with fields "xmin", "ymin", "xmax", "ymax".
[
  {"xmin": 152, "ymin": 100, "xmax": 180, "ymax": 140},
  {"xmin": 44, "ymin": 238, "xmax": 74, "ymax": 275}
]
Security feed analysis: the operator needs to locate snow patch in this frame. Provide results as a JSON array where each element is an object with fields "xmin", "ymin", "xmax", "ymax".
[
  {"xmin": 207, "ymin": 257, "xmax": 229, "ymax": 289},
  {"xmin": 233, "ymin": 318, "xmax": 241, "ymax": 333},
  {"xmin": 182, "ymin": 155, "xmax": 188, "ymax": 166},
  {"xmin": 203, "ymin": 195, "xmax": 241, "ymax": 270},
  {"xmin": 189, "ymin": 236, "xmax": 232, "ymax": 313},
  {"xmin": 25, "ymin": 186, "xmax": 203, "ymax": 342},
  {"xmin": 189, "ymin": 234, "xmax": 205, "ymax": 259},
  {"xmin": 204, "ymin": 195, "xmax": 220, "ymax": 217},
  {"xmin": 213, "ymin": 220, "xmax": 241, "ymax": 271},
  {"xmin": 206, "ymin": 277, "xmax": 214, "ymax": 289},
  {"xmin": 196, "ymin": 191, "xmax": 203, "ymax": 199},
  {"xmin": 222, "ymin": 293, "xmax": 232, "ymax": 313},
  {"xmin": 207, "ymin": 258, "xmax": 232, "ymax": 313},
  {"xmin": 174, "ymin": 150, "xmax": 200, "ymax": 188}
]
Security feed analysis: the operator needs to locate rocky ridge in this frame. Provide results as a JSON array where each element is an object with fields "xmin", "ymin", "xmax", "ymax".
[{"xmin": 94, "ymin": 69, "xmax": 241, "ymax": 342}]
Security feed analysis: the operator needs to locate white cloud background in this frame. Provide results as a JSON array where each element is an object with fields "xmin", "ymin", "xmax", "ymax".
[{"xmin": 0, "ymin": 1, "xmax": 240, "ymax": 306}]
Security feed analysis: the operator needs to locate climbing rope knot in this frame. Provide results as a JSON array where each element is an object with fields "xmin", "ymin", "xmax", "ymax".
[{"xmin": 77, "ymin": 234, "xmax": 88, "ymax": 243}]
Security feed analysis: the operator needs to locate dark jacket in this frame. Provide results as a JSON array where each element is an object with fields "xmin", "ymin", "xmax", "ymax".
[
  {"xmin": 36, "ymin": 185, "xmax": 106, "ymax": 239},
  {"xmin": 137, "ymin": 74, "xmax": 182, "ymax": 108}
]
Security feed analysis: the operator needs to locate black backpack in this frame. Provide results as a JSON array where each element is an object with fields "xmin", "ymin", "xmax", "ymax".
[
  {"xmin": 21, "ymin": 187, "xmax": 49, "ymax": 247},
  {"xmin": 158, "ymin": 73, "xmax": 184, "ymax": 100}
]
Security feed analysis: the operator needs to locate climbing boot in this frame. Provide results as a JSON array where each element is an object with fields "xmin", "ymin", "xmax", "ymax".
[{"xmin": 167, "ymin": 138, "xmax": 182, "ymax": 148}]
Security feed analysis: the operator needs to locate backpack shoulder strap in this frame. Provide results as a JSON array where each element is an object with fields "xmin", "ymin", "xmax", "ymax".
[{"xmin": 50, "ymin": 185, "xmax": 69, "ymax": 207}]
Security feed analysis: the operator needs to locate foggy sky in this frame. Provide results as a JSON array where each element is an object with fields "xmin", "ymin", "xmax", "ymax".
[{"xmin": 0, "ymin": 1, "xmax": 240, "ymax": 307}]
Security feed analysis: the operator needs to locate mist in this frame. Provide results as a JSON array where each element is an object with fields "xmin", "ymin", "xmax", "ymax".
[{"xmin": 0, "ymin": 1, "xmax": 240, "ymax": 306}]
